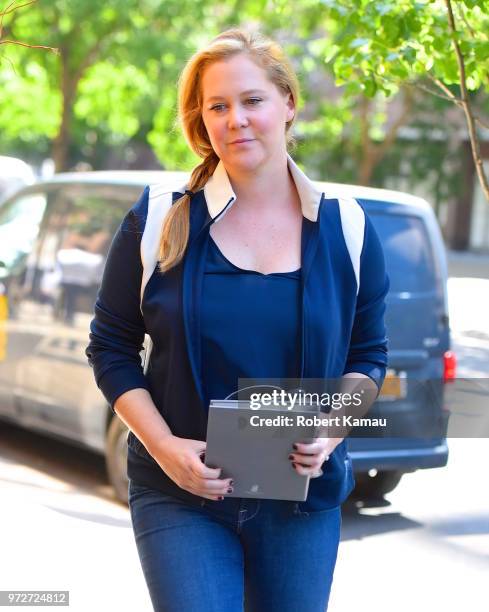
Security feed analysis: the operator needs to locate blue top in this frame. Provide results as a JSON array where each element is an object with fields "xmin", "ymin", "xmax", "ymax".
[
  {"xmin": 86, "ymin": 180, "xmax": 389, "ymax": 512},
  {"xmin": 201, "ymin": 235, "xmax": 302, "ymax": 406}
]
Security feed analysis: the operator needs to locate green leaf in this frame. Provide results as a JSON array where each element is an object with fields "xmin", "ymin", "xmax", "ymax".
[{"xmin": 362, "ymin": 79, "xmax": 378, "ymax": 97}]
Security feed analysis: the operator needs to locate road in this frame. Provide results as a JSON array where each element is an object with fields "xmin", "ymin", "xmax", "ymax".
[{"xmin": 0, "ymin": 272, "xmax": 487, "ymax": 611}]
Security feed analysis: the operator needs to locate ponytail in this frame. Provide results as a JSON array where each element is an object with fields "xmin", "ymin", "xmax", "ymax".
[{"xmin": 157, "ymin": 152, "xmax": 219, "ymax": 274}]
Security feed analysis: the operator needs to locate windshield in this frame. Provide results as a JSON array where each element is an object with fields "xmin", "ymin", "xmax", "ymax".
[{"xmin": 368, "ymin": 211, "xmax": 436, "ymax": 293}]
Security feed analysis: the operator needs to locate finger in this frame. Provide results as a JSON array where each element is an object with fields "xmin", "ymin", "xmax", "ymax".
[
  {"xmin": 191, "ymin": 489, "xmax": 225, "ymax": 501},
  {"xmin": 289, "ymin": 453, "xmax": 321, "ymax": 468},
  {"xmin": 292, "ymin": 461, "xmax": 322, "ymax": 475},
  {"xmin": 192, "ymin": 480, "xmax": 234, "ymax": 500},
  {"xmin": 190, "ymin": 460, "xmax": 223, "ymax": 479},
  {"xmin": 199, "ymin": 478, "xmax": 234, "ymax": 494},
  {"xmin": 291, "ymin": 457, "xmax": 323, "ymax": 471},
  {"xmin": 292, "ymin": 441, "xmax": 323, "ymax": 455}
]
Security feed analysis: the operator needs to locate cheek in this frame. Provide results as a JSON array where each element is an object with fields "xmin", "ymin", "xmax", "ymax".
[
  {"xmin": 254, "ymin": 108, "xmax": 284, "ymax": 134},
  {"xmin": 205, "ymin": 118, "xmax": 225, "ymax": 146}
]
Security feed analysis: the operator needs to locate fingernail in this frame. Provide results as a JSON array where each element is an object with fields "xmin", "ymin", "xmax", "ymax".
[
  {"xmin": 293, "ymin": 444, "xmax": 298, "ymax": 450},
  {"xmin": 227, "ymin": 487, "xmax": 233, "ymax": 493},
  {"xmin": 292, "ymin": 463, "xmax": 296, "ymax": 469},
  {"xmin": 229, "ymin": 480, "xmax": 234, "ymax": 486},
  {"xmin": 288, "ymin": 454, "xmax": 294, "ymax": 461},
  {"xmin": 218, "ymin": 496, "xmax": 224, "ymax": 500}
]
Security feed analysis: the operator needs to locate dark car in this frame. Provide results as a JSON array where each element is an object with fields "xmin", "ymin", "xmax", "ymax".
[{"xmin": 0, "ymin": 172, "xmax": 454, "ymax": 503}]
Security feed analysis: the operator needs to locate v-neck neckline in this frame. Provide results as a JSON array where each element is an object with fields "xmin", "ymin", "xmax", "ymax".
[{"xmin": 208, "ymin": 235, "xmax": 301, "ymax": 277}]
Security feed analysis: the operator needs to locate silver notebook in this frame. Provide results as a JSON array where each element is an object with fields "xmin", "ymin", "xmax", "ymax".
[{"xmin": 204, "ymin": 399, "xmax": 324, "ymax": 501}]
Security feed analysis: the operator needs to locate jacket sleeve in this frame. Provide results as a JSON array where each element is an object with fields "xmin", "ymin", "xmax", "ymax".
[
  {"xmin": 342, "ymin": 209, "xmax": 390, "ymax": 393},
  {"xmin": 85, "ymin": 187, "xmax": 151, "ymax": 412}
]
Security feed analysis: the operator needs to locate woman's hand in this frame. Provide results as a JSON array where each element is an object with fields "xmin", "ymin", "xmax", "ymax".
[
  {"xmin": 151, "ymin": 435, "xmax": 233, "ymax": 501},
  {"xmin": 289, "ymin": 437, "xmax": 344, "ymax": 476}
]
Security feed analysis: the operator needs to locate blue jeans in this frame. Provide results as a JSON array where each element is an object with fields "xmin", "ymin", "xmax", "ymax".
[{"xmin": 128, "ymin": 479, "xmax": 342, "ymax": 612}]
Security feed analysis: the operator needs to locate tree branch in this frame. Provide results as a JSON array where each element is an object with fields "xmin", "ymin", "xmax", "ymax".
[
  {"xmin": 445, "ymin": 0, "xmax": 489, "ymax": 200},
  {"xmin": 408, "ymin": 78, "xmax": 489, "ymax": 131},
  {"xmin": 72, "ymin": 37, "xmax": 106, "ymax": 83},
  {"xmin": 373, "ymin": 56, "xmax": 489, "ymax": 133},
  {"xmin": 0, "ymin": 52, "xmax": 17, "ymax": 74},
  {"xmin": 453, "ymin": 1, "xmax": 478, "ymax": 40},
  {"xmin": 1, "ymin": 0, "xmax": 59, "ymax": 56},
  {"xmin": 474, "ymin": 115, "xmax": 489, "ymax": 131},
  {"xmin": 1, "ymin": 0, "xmax": 37, "ymax": 38},
  {"xmin": 430, "ymin": 74, "xmax": 466, "ymax": 106},
  {"xmin": 408, "ymin": 79, "xmax": 460, "ymax": 104},
  {"xmin": 0, "ymin": 38, "xmax": 59, "ymax": 53},
  {"xmin": 0, "ymin": 0, "xmax": 36, "ymax": 17}
]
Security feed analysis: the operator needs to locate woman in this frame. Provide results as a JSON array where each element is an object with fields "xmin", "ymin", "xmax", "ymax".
[{"xmin": 86, "ymin": 28, "xmax": 389, "ymax": 612}]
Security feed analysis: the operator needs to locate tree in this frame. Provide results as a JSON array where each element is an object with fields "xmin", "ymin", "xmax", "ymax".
[
  {"xmin": 1, "ymin": 0, "xmax": 209, "ymax": 171},
  {"xmin": 0, "ymin": 0, "xmax": 58, "ymax": 59},
  {"xmin": 303, "ymin": 0, "xmax": 489, "ymax": 200}
]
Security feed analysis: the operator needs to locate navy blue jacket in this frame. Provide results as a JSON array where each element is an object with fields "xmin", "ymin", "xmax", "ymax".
[{"xmin": 85, "ymin": 154, "xmax": 389, "ymax": 511}]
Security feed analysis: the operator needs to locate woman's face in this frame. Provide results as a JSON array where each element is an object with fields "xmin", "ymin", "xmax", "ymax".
[{"xmin": 200, "ymin": 53, "xmax": 295, "ymax": 175}]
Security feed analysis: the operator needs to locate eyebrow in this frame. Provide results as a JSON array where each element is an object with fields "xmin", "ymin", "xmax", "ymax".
[{"xmin": 205, "ymin": 89, "xmax": 268, "ymax": 102}]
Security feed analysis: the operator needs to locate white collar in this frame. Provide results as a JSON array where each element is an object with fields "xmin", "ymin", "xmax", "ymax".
[{"xmin": 203, "ymin": 152, "xmax": 324, "ymax": 222}]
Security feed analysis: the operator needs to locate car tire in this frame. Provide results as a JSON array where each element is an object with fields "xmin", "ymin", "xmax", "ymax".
[
  {"xmin": 353, "ymin": 470, "xmax": 404, "ymax": 499},
  {"xmin": 106, "ymin": 415, "xmax": 129, "ymax": 505}
]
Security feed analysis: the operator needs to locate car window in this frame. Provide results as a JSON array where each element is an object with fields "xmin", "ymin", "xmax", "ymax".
[
  {"xmin": 0, "ymin": 177, "xmax": 25, "ymax": 203},
  {"xmin": 0, "ymin": 192, "xmax": 47, "ymax": 277},
  {"xmin": 26, "ymin": 186, "xmax": 137, "ymax": 325},
  {"xmin": 368, "ymin": 211, "xmax": 436, "ymax": 293}
]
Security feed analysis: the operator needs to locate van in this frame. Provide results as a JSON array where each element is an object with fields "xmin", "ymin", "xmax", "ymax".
[
  {"xmin": 332, "ymin": 183, "xmax": 455, "ymax": 499},
  {"xmin": 0, "ymin": 172, "xmax": 454, "ymax": 503}
]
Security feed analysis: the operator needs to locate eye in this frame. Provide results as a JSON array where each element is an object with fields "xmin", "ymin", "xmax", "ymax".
[{"xmin": 209, "ymin": 98, "xmax": 263, "ymax": 112}]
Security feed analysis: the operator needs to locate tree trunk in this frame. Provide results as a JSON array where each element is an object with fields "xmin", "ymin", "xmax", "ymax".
[
  {"xmin": 357, "ymin": 88, "xmax": 414, "ymax": 186},
  {"xmin": 52, "ymin": 51, "xmax": 78, "ymax": 172},
  {"xmin": 445, "ymin": 0, "xmax": 489, "ymax": 203}
]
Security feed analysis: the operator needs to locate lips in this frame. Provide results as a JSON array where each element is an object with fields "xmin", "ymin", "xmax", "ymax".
[{"xmin": 230, "ymin": 138, "xmax": 254, "ymax": 144}]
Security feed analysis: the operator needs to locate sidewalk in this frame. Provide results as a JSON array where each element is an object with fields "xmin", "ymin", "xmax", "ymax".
[
  {"xmin": 446, "ymin": 249, "xmax": 489, "ymax": 344},
  {"xmin": 446, "ymin": 249, "xmax": 489, "ymax": 280}
]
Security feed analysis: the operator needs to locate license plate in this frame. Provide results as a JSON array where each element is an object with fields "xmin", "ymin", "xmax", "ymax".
[{"xmin": 378, "ymin": 369, "xmax": 407, "ymax": 400}]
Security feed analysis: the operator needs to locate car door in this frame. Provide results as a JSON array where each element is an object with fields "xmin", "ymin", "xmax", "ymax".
[
  {"xmin": 13, "ymin": 183, "xmax": 140, "ymax": 447},
  {"xmin": 347, "ymin": 201, "xmax": 450, "ymax": 451},
  {"xmin": 0, "ymin": 190, "xmax": 48, "ymax": 421}
]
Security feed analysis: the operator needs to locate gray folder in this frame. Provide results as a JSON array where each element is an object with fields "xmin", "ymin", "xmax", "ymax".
[{"xmin": 204, "ymin": 399, "xmax": 324, "ymax": 501}]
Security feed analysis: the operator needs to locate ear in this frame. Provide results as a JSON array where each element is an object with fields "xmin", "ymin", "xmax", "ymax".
[{"xmin": 285, "ymin": 92, "xmax": 295, "ymax": 122}]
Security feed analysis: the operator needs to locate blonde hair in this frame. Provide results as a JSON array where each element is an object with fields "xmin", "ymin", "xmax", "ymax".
[{"xmin": 158, "ymin": 27, "xmax": 301, "ymax": 274}]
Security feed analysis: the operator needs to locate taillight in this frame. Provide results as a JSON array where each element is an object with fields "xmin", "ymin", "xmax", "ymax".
[{"xmin": 443, "ymin": 351, "xmax": 457, "ymax": 382}]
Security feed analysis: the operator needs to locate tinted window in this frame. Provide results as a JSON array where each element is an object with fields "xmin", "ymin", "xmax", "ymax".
[{"xmin": 368, "ymin": 212, "xmax": 436, "ymax": 293}]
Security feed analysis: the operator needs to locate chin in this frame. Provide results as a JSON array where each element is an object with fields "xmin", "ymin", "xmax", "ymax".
[{"xmin": 224, "ymin": 150, "xmax": 266, "ymax": 172}]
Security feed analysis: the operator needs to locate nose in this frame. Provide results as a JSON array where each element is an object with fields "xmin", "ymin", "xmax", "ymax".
[{"xmin": 227, "ymin": 104, "xmax": 249, "ymax": 129}]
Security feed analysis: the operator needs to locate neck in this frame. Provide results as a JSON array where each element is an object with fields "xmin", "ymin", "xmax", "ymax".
[{"xmin": 225, "ymin": 151, "xmax": 301, "ymax": 216}]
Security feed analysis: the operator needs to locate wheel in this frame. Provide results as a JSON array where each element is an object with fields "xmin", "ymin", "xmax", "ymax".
[
  {"xmin": 106, "ymin": 415, "xmax": 129, "ymax": 505},
  {"xmin": 353, "ymin": 470, "xmax": 404, "ymax": 499}
]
